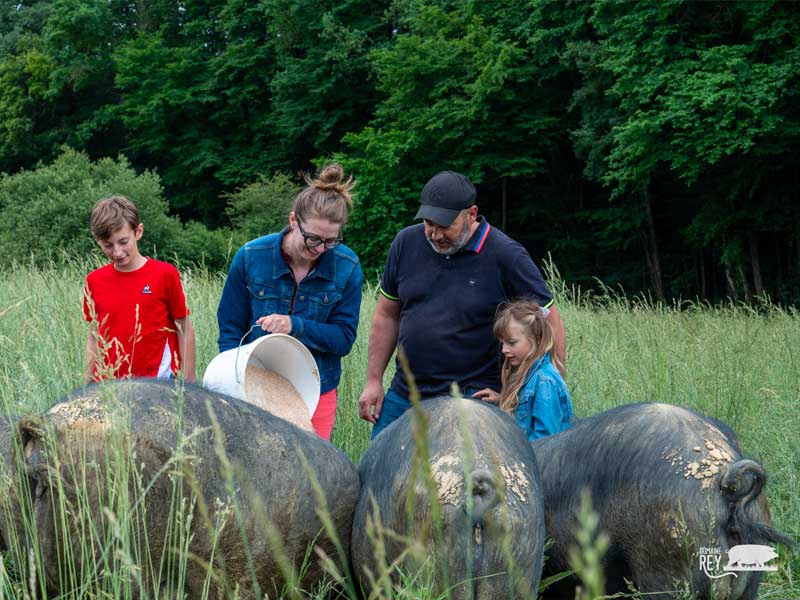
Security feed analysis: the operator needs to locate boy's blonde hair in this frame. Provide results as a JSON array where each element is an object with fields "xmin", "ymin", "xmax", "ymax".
[
  {"xmin": 90, "ymin": 196, "xmax": 140, "ymax": 241},
  {"xmin": 493, "ymin": 300, "xmax": 555, "ymax": 414},
  {"xmin": 292, "ymin": 163, "xmax": 354, "ymax": 225}
]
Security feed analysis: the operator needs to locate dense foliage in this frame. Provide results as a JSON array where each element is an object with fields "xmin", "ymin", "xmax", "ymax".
[
  {"xmin": 223, "ymin": 172, "xmax": 300, "ymax": 242},
  {"xmin": 0, "ymin": 148, "xmax": 232, "ymax": 268},
  {"xmin": 1, "ymin": 0, "xmax": 799, "ymax": 302}
]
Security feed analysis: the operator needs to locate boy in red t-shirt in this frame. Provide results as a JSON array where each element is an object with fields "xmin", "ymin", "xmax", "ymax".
[{"xmin": 83, "ymin": 195, "xmax": 196, "ymax": 382}]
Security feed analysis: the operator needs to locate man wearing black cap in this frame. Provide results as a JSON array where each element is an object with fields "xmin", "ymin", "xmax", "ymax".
[{"xmin": 358, "ymin": 170, "xmax": 566, "ymax": 437}]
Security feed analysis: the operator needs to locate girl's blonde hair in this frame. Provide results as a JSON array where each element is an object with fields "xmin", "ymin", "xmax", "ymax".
[
  {"xmin": 493, "ymin": 300, "xmax": 555, "ymax": 414},
  {"xmin": 292, "ymin": 163, "xmax": 354, "ymax": 225}
]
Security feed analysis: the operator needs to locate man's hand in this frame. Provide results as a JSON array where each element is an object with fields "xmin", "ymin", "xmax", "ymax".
[
  {"xmin": 471, "ymin": 388, "xmax": 501, "ymax": 405},
  {"xmin": 358, "ymin": 380, "xmax": 385, "ymax": 424},
  {"xmin": 256, "ymin": 314, "xmax": 292, "ymax": 335}
]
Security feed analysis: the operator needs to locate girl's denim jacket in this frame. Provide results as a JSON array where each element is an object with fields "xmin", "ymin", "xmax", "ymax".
[
  {"xmin": 217, "ymin": 229, "xmax": 363, "ymax": 393},
  {"xmin": 514, "ymin": 353, "xmax": 573, "ymax": 440}
]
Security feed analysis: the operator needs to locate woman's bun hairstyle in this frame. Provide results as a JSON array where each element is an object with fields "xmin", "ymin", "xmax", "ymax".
[{"xmin": 293, "ymin": 163, "xmax": 355, "ymax": 224}]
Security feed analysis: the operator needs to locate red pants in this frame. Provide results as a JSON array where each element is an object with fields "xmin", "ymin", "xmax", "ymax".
[{"xmin": 311, "ymin": 388, "xmax": 338, "ymax": 441}]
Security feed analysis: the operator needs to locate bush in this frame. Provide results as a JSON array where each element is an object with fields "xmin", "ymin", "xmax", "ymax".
[
  {"xmin": 171, "ymin": 221, "xmax": 241, "ymax": 272},
  {"xmin": 0, "ymin": 147, "xmax": 235, "ymax": 270},
  {"xmin": 223, "ymin": 172, "xmax": 299, "ymax": 240},
  {"xmin": 0, "ymin": 147, "xmax": 180, "ymax": 263},
  {"xmin": 332, "ymin": 142, "xmax": 420, "ymax": 275}
]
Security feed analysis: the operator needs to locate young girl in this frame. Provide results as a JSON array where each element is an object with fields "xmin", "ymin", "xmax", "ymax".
[{"xmin": 493, "ymin": 300, "xmax": 573, "ymax": 440}]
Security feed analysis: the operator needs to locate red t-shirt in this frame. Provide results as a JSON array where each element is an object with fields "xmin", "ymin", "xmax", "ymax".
[{"xmin": 83, "ymin": 259, "xmax": 190, "ymax": 380}]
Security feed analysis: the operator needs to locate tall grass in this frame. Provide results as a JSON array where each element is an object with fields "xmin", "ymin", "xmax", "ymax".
[{"xmin": 0, "ymin": 259, "xmax": 797, "ymax": 598}]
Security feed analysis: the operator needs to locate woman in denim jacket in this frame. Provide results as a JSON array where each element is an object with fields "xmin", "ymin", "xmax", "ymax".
[
  {"xmin": 217, "ymin": 164, "xmax": 363, "ymax": 440},
  {"xmin": 493, "ymin": 300, "xmax": 573, "ymax": 440}
]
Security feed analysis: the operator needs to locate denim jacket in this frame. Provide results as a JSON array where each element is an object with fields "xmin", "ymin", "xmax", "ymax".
[
  {"xmin": 217, "ymin": 229, "xmax": 363, "ymax": 393},
  {"xmin": 514, "ymin": 353, "xmax": 573, "ymax": 441}
]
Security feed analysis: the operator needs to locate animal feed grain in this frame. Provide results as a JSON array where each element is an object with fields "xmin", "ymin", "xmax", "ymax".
[{"xmin": 244, "ymin": 365, "xmax": 313, "ymax": 432}]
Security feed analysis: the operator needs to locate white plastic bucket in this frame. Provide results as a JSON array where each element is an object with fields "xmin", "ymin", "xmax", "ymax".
[{"xmin": 202, "ymin": 334, "xmax": 320, "ymax": 416}]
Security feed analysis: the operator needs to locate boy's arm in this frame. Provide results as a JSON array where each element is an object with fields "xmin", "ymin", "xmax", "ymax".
[
  {"xmin": 85, "ymin": 330, "xmax": 98, "ymax": 383},
  {"xmin": 176, "ymin": 316, "xmax": 196, "ymax": 383}
]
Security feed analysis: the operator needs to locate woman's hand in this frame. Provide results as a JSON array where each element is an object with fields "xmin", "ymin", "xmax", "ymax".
[
  {"xmin": 256, "ymin": 314, "xmax": 293, "ymax": 335},
  {"xmin": 471, "ymin": 388, "xmax": 500, "ymax": 405}
]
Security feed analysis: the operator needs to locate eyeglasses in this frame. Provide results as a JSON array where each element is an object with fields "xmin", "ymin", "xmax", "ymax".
[{"xmin": 296, "ymin": 220, "xmax": 342, "ymax": 249}]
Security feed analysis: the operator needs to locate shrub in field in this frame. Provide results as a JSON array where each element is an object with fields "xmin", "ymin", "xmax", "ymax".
[
  {"xmin": 223, "ymin": 173, "xmax": 300, "ymax": 241},
  {"xmin": 0, "ymin": 147, "xmax": 233, "ymax": 270},
  {"xmin": 172, "ymin": 220, "xmax": 238, "ymax": 272},
  {"xmin": 0, "ymin": 147, "xmax": 176, "ymax": 263}
]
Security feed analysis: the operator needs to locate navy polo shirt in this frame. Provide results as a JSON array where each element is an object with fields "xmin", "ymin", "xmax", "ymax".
[{"xmin": 379, "ymin": 218, "xmax": 554, "ymax": 398}]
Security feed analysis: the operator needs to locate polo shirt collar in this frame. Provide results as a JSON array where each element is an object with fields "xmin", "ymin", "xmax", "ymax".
[
  {"xmin": 464, "ymin": 216, "xmax": 491, "ymax": 253},
  {"xmin": 272, "ymin": 227, "xmax": 335, "ymax": 280}
]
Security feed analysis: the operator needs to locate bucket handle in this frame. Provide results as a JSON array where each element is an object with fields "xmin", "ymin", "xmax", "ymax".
[{"xmin": 234, "ymin": 324, "xmax": 261, "ymax": 384}]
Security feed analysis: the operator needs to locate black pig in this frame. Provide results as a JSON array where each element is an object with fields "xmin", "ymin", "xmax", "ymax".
[
  {"xmin": 11, "ymin": 379, "xmax": 359, "ymax": 598},
  {"xmin": 532, "ymin": 402, "xmax": 792, "ymax": 600},
  {"xmin": 352, "ymin": 396, "xmax": 546, "ymax": 599}
]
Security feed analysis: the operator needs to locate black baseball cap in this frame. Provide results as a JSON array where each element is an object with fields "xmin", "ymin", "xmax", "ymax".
[{"xmin": 415, "ymin": 170, "xmax": 476, "ymax": 226}]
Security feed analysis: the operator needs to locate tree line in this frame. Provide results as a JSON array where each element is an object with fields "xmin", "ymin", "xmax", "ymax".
[{"xmin": 1, "ymin": 0, "xmax": 799, "ymax": 304}]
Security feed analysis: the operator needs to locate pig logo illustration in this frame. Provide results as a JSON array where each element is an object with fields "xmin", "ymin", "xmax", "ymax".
[
  {"xmin": 700, "ymin": 544, "xmax": 778, "ymax": 579},
  {"xmin": 723, "ymin": 545, "xmax": 779, "ymax": 572}
]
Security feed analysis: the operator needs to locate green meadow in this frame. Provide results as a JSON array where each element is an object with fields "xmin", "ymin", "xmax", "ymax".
[{"xmin": 0, "ymin": 258, "xmax": 797, "ymax": 598}]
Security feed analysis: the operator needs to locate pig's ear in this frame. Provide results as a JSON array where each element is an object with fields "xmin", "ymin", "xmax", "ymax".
[
  {"xmin": 18, "ymin": 416, "xmax": 44, "ymax": 442},
  {"xmin": 16, "ymin": 416, "xmax": 45, "ymax": 458},
  {"xmin": 136, "ymin": 436, "xmax": 172, "ymax": 468}
]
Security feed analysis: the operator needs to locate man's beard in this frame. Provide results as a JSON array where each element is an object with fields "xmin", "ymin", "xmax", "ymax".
[{"xmin": 427, "ymin": 220, "xmax": 471, "ymax": 256}]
